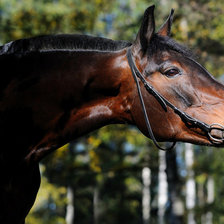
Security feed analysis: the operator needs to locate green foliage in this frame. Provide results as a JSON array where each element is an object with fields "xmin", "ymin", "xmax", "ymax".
[
  {"xmin": 26, "ymin": 165, "xmax": 67, "ymax": 224},
  {"xmin": 0, "ymin": 0, "xmax": 113, "ymax": 43},
  {"xmin": 40, "ymin": 125, "xmax": 158, "ymax": 223}
]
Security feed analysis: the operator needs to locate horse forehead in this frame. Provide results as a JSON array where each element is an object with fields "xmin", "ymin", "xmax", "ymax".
[
  {"xmin": 149, "ymin": 51, "xmax": 184, "ymax": 67},
  {"xmin": 156, "ymin": 51, "xmax": 171, "ymax": 60},
  {"xmin": 150, "ymin": 50, "xmax": 176, "ymax": 64}
]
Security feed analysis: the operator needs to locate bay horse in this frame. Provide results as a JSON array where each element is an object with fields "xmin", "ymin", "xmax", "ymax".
[{"xmin": 1, "ymin": 5, "xmax": 224, "ymax": 223}]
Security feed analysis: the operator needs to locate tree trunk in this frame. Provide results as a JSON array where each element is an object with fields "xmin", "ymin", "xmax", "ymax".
[
  {"xmin": 185, "ymin": 143, "xmax": 196, "ymax": 224},
  {"xmin": 203, "ymin": 176, "xmax": 214, "ymax": 224},
  {"xmin": 142, "ymin": 167, "xmax": 151, "ymax": 224},
  {"xmin": 65, "ymin": 185, "xmax": 75, "ymax": 224},
  {"xmin": 93, "ymin": 180, "xmax": 101, "ymax": 224},
  {"xmin": 158, "ymin": 150, "xmax": 168, "ymax": 224},
  {"xmin": 166, "ymin": 144, "xmax": 184, "ymax": 224}
]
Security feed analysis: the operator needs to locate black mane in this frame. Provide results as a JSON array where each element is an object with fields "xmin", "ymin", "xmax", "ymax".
[
  {"xmin": 149, "ymin": 34, "xmax": 193, "ymax": 58},
  {"xmin": 0, "ymin": 34, "xmax": 131, "ymax": 55},
  {"xmin": 0, "ymin": 33, "xmax": 193, "ymax": 58}
]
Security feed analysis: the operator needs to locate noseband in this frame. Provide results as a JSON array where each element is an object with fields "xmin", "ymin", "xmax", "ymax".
[{"xmin": 127, "ymin": 48, "xmax": 224, "ymax": 150}]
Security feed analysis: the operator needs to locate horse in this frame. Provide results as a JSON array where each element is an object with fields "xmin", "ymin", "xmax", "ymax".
[{"xmin": 1, "ymin": 5, "xmax": 224, "ymax": 223}]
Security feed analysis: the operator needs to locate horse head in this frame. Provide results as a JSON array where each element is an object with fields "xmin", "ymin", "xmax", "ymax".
[{"xmin": 129, "ymin": 6, "xmax": 224, "ymax": 147}]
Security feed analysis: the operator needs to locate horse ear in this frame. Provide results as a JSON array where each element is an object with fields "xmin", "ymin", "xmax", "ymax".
[
  {"xmin": 134, "ymin": 5, "xmax": 155, "ymax": 52},
  {"xmin": 157, "ymin": 9, "xmax": 174, "ymax": 37}
]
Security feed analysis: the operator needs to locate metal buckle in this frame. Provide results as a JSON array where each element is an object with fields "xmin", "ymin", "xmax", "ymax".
[{"xmin": 208, "ymin": 123, "xmax": 224, "ymax": 144}]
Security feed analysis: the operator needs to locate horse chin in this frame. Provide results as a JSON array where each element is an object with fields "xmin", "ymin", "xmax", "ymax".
[{"xmin": 175, "ymin": 129, "xmax": 224, "ymax": 147}]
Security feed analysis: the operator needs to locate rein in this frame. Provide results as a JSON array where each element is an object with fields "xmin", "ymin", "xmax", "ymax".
[{"xmin": 127, "ymin": 48, "xmax": 224, "ymax": 150}]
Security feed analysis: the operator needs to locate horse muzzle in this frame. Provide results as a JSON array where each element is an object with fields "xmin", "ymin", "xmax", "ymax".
[{"xmin": 208, "ymin": 123, "xmax": 224, "ymax": 145}]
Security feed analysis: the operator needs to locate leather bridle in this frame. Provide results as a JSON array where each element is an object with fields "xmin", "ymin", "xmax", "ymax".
[{"xmin": 127, "ymin": 48, "xmax": 224, "ymax": 150}]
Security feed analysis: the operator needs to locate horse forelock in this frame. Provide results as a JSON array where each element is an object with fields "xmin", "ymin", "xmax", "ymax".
[
  {"xmin": 148, "ymin": 34, "xmax": 194, "ymax": 59},
  {"xmin": 0, "ymin": 34, "xmax": 132, "ymax": 55}
]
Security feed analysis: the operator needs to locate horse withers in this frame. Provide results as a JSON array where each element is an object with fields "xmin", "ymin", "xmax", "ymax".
[{"xmin": 1, "ymin": 5, "xmax": 224, "ymax": 223}]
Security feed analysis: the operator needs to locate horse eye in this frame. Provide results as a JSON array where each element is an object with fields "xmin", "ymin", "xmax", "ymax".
[{"xmin": 164, "ymin": 68, "xmax": 180, "ymax": 77}]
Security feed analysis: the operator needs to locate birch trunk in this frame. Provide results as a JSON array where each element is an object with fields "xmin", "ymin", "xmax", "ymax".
[
  {"xmin": 158, "ymin": 150, "xmax": 168, "ymax": 224},
  {"xmin": 185, "ymin": 143, "xmax": 196, "ymax": 224},
  {"xmin": 142, "ymin": 167, "xmax": 151, "ymax": 224},
  {"xmin": 66, "ymin": 185, "xmax": 75, "ymax": 224}
]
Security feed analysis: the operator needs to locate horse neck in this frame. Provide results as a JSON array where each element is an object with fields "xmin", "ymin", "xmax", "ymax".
[
  {"xmin": 67, "ymin": 50, "xmax": 131, "ymax": 130},
  {"xmin": 30, "ymin": 48, "xmax": 134, "ymax": 159}
]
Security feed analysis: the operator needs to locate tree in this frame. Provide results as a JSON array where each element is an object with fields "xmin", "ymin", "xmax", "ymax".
[{"xmin": 0, "ymin": 0, "xmax": 113, "ymax": 43}]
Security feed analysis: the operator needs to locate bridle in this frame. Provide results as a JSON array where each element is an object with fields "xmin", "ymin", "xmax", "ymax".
[{"xmin": 127, "ymin": 48, "xmax": 224, "ymax": 150}]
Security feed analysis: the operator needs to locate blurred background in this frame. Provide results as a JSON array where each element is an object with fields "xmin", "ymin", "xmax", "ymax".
[{"xmin": 1, "ymin": 0, "xmax": 224, "ymax": 223}]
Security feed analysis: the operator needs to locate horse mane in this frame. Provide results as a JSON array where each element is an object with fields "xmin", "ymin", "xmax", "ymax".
[
  {"xmin": 149, "ymin": 34, "xmax": 194, "ymax": 59},
  {"xmin": 0, "ymin": 33, "xmax": 193, "ymax": 59},
  {"xmin": 0, "ymin": 34, "xmax": 132, "ymax": 55}
]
